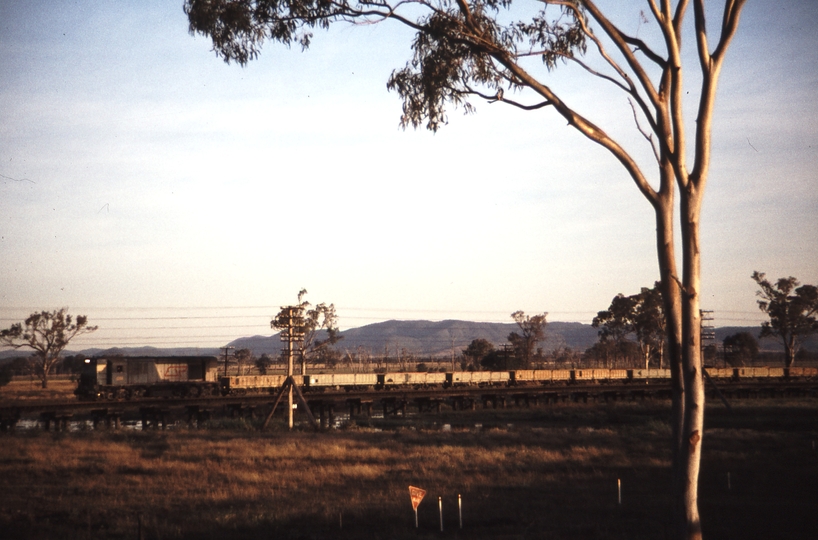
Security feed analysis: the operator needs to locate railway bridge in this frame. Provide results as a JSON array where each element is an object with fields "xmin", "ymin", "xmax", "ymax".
[{"xmin": 1, "ymin": 378, "xmax": 815, "ymax": 432}]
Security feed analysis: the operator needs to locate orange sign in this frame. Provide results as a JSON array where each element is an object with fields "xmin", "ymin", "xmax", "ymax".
[{"xmin": 409, "ymin": 486, "xmax": 426, "ymax": 510}]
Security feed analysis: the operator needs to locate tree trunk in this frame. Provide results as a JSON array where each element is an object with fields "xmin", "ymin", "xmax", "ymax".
[
  {"xmin": 785, "ymin": 336, "xmax": 796, "ymax": 368},
  {"xmin": 678, "ymin": 191, "xmax": 706, "ymax": 540}
]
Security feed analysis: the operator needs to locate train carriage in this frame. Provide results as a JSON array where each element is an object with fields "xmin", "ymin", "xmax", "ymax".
[
  {"xmin": 447, "ymin": 371, "xmax": 510, "ymax": 387},
  {"xmin": 221, "ymin": 374, "xmax": 287, "ymax": 395},
  {"xmin": 379, "ymin": 371, "xmax": 447, "ymax": 389},
  {"xmin": 305, "ymin": 372, "xmax": 379, "ymax": 391}
]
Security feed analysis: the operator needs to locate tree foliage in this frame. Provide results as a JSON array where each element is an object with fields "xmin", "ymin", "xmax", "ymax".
[
  {"xmin": 722, "ymin": 332, "xmax": 757, "ymax": 367},
  {"xmin": 593, "ymin": 284, "xmax": 665, "ymax": 369},
  {"xmin": 271, "ymin": 289, "xmax": 342, "ymax": 372},
  {"xmin": 508, "ymin": 310, "xmax": 547, "ymax": 368},
  {"xmin": 234, "ymin": 348, "xmax": 256, "ymax": 375},
  {"xmin": 184, "ymin": 2, "xmax": 749, "ymax": 537},
  {"xmin": 0, "ymin": 309, "xmax": 98, "ymax": 388},
  {"xmin": 462, "ymin": 338, "xmax": 495, "ymax": 370},
  {"xmin": 752, "ymin": 272, "xmax": 818, "ymax": 368}
]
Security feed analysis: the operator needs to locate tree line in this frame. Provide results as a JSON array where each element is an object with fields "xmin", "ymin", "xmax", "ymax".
[{"xmin": 2, "ymin": 273, "xmax": 817, "ymax": 388}]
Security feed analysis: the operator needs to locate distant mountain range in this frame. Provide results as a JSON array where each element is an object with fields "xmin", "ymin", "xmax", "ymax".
[{"xmin": 2, "ymin": 319, "xmax": 809, "ymax": 361}]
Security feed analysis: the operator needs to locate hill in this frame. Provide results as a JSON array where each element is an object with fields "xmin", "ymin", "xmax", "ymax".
[{"xmin": 1, "ymin": 320, "xmax": 815, "ymax": 361}]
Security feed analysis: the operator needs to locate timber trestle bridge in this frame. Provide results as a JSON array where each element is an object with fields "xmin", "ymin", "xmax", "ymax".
[{"xmin": 1, "ymin": 379, "xmax": 816, "ymax": 432}]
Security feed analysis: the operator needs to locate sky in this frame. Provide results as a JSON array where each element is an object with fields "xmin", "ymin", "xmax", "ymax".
[{"xmin": 1, "ymin": 0, "xmax": 816, "ymax": 351}]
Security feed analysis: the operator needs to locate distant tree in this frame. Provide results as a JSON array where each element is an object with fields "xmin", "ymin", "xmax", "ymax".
[
  {"xmin": 234, "ymin": 348, "xmax": 256, "ymax": 375},
  {"xmin": 59, "ymin": 354, "xmax": 90, "ymax": 375},
  {"xmin": 317, "ymin": 346, "xmax": 342, "ymax": 368},
  {"xmin": 550, "ymin": 346, "xmax": 580, "ymax": 368},
  {"xmin": 271, "ymin": 289, "xmax": 342, "ymax": 374},
  {"xmin": 752, "ymin": 272, "xmax": 818, "ymax": 368},
  {"xmin": 507, "ymin": 311, "xmax": 547, "ymax": 368},
  {"xmin": 722, "ymin": 332, "xmax": 758, "ymax": 367},
  {"xmin": 480, "ymin": 346, "xmax": 520, "ymax": 371},
  {"xmin": 593, "ymin": 294, "xmax": 637, "ymax": 366},
  {"xmin": 0, "ymin": 309, "xmax": 98, "ymax": 388},
  {"xmin": 462, "ymin": 338, "xmax": 495, "ymax": 370},
  {"xmin": 594, "ymin": 284, "xmax": 665, "ymax": 369},
  {"xmin": 255, "ymin": 353, "xmax": 275, "ymax": 374}
]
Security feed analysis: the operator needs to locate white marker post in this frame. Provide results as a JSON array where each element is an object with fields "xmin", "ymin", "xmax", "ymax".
[
  {"xmin": 439, "ymin": 497, "xmax": 443, "ymax": 532},
  {"xmin": 409, "ymin": 486, "xmax": 426, "ymax": 529},
  {"xmin": 618, "ymin": 479, "xmax": 622, "ymax": 505},
  {"xmin": 458, "ymin": 494, "xmax": 462, "ymax": 529}
]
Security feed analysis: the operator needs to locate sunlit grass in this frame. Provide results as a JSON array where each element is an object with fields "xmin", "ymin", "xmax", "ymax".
[{"xmin": 0, "ymin": 399, "xmax": 816, "ymax": 539}]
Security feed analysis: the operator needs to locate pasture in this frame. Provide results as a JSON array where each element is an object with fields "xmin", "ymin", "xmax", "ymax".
[{"xmin": 0, "ymin": 397, "xmax": 816, "ymax": 539}]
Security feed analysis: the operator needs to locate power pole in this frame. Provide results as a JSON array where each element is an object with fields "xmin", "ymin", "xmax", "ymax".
[
  {"xmin": 278, "ymin": 306, "xmax": 304, "ymax": 429},
  {"xmin": 261, "ymin": 305, "xmax": 318, "ymax": 431},
  {"xmin": 220, "ymin": 346, "xmax": 235, "ymax": 377},
  {"xmin": 700, "ymin": 310, "xmax": 716, "ymax": 366}
]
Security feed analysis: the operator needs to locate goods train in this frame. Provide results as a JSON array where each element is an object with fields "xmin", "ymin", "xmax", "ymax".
[{"xmin": 74, "ymin": 356, "xmax": 818, "ymax": 400}]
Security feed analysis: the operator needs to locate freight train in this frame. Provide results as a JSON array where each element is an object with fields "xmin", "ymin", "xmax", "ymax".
[{"xmin": 74, "ymin": 356, "xmax": 818, "ymax": 400}]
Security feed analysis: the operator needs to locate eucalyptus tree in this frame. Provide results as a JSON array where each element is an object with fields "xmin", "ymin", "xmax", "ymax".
[
  {"xmin": 594, "ymin": 284, "xmax": 665, "ymax": 369},
  {"xmin": 508, "ymin": 310, "xmax": 548, "ymax": 367},
  {"xmin": 185, "ymin": 2, "xmax": 748, "ymax": 537},
  {"xmin": 752, "ymin": 272, "xmax": 818, "ymax": 368},
  {"xmin": 0, "ymin": 309, "xmax": 98, "ymax": 389},
  {"xmin": 271, "ymin": 289, "xmax": 342, "ymax": 374}
]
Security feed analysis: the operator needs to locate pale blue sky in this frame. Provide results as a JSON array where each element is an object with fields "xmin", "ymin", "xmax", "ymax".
[{"xmin": 1, "ymin": 1, "xmax": 816, "ymax": 350}]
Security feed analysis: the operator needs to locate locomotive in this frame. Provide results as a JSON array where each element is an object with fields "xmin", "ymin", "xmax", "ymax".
[{"xmin": 75, "ymin": 356, "xmax": 221, "ymax": 400}]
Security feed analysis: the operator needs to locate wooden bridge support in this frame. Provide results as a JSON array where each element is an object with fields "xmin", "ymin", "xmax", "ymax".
[
  {"xmin": 40, "ymin": 412, "xmax": 73, "ymax": 431},
  {"xmin": 481, "ymin": 394, "xmax": 506, "ymax": 409},
  {"xmin": 513, "ymin": 393, "xmax": 537, "ymax": 408},
  {"xmin": 91, "ymin": 409, "xmax": 123, "ymax": 430},
  {"xmin": 0, "ymin": 409, "xmax": 21, "ymax": 432},
  {"xmin": 226, "ymin": 403, "xmax": 258, "ymax": 419},
  {"xmin": 140, "ymin": 407, "xmax": 171, "ymax": 430},
  {"xmin": 347, "ymin": 399, "xmax": 373, "ymax": 418},
  {"xmin": 414, "ymin": 397, "xmax": 442, "ymax": 414},
  {"xmin": 381, "ymin": 397, "xmax": 407, "ymax": 417},
  {"xmin": 450, "ymin": 396, "xmax": 476, "ymax": 411},
  {"xmin": 314, "ymin": 402, "xmax": 336, "ymax": 429},
  {"xmin": 185, "ymin": 406, "xmax": 212, "ymax": 428}
]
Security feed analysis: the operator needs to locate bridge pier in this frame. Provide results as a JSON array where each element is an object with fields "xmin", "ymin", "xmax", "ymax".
[
  {"xmin": 91, "ymin": 409, "xmax": 123, "ymax": 430},
  {"xmin": 414, "ymin": 397, "xmax": 442, "ymax": 414},
  {"xmin": 315, "ymin": 402, "xmax": 336, "ymax": 429},
  {"xmin": 346, "ymin": 398, "xmax": 373, "ymax": 418},
  {"xmin": 381, "ymin": 397, "xmax": 407, "ymax": 417},
  {"xmin": 185, "ymin": 406, "xmax": 212, "ymax": 428},
  {"xmin": 140, "ymin": 407, "xmax": 171, "ymax": 430},
  {"xmin": 40, "ymin": 412, "xmax": 73, "ymax": 431},
  {"xmin": 0, "ymin": 409, "xmax": 20, "ymax": 432}
]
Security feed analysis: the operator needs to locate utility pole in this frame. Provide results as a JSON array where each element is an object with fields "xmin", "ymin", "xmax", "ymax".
[
  {"xmin": 261, "ymin": 305, "xmax": 318, "ymax": 431},
  {"xmin": 700, "ymin": 310, "xmax": 716, "ymax": 366},
  {"xmin": 220, "ymin": 346, "xmax": 234, "ymax": 377},
  {"xmin": 278, "ymin": 306, "xmax": 305, "ymax": 429}
]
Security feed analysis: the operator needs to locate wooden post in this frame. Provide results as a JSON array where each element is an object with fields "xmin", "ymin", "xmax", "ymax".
[{"xmin": 438, "ymin": 496, "xmax": 443, "ymax": 532}]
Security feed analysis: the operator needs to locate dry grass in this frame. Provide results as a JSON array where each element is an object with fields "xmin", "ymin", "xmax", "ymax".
[
  {"xmin": 0, "ymin": 399, "xmax": 816, "ymax": 539},
  {"xmin": 0, "ymin": 379, "xmax": 77, "ymax": 401}
]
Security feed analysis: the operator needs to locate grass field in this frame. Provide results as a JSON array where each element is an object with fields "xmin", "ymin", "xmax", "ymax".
[
  {"xmin": 0, "ymin": 379, "xmax": 77, "ymax": 401},
  {"xmin": 0, "ymin": 397, "xmax": 816, "ymax": 539}
]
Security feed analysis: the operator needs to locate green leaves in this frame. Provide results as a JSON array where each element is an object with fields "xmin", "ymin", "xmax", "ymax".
[{"xmin": 752, "ymin": 271, "xmax": 818, "ymax": 367}]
